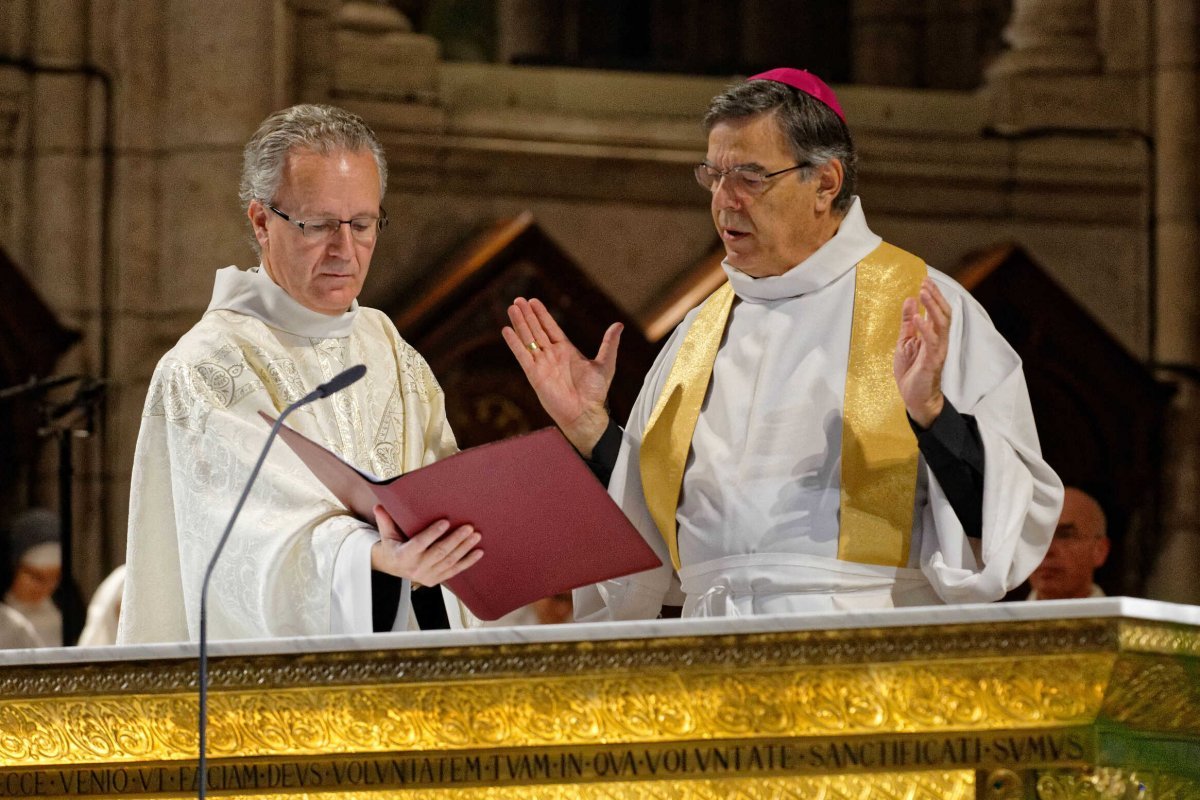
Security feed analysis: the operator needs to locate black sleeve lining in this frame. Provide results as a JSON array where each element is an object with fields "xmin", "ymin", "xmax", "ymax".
[
  {"xmin": 581, "ymin": 416, "xmax": 622, "ymax": 487},
  {"xmin": 909, "ymin": 398, "xmax": 985, "ymax": 539}
]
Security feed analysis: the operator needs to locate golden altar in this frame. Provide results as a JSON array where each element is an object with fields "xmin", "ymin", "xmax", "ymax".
[{"xmin": 0, "ymin": 598, "xmax": 1196, "ymax": 799}]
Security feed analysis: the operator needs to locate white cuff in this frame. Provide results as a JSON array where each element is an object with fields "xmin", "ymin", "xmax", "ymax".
[{"xmin": 330, "ymin": 528, "xmax": 379, "ymax": 635}]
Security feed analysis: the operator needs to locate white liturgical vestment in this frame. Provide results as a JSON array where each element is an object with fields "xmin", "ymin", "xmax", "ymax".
[
  {"xmin": 118, "ymin": 267, "xmax": 459, "ymax": 644},
  {"xmin": 0, "ymin": 603, "xmax": 41, "ymax": 650},
  {"xmin": 576, "ymin": 199, "xmax": 1062, "ymax": 620}
]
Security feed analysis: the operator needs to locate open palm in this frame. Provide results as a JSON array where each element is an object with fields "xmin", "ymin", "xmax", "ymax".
[
  {"xmin": 502, "ymin": 297, "xmax": 622, "ymax": 454},
  {"xmin": 893, "ymin": 278, "xmax": 951, "ymax": 429}
]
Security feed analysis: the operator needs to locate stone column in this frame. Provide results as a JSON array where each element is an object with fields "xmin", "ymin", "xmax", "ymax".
[
  {"xmin": 334, "ymin": 0, "xmax": 437, "ymax": 103},
  {"xmin": 852, "ymin": 0, "xmax": 924, "ymax": 87},
  {"xmin": 924, "ymin": 0, "xmax": 1010, "ymax": 90},
  {"xmin": 91, "ymin": 0, "xmax": 170, "ymax": 579},
  {"xmin": 90, "ymin": 0, "xmax": 287, "ymax": 587},
  {"xmin": 1146, "ymin": 0, "xmax": 1200, "ymax": 605},
  {"xmin": 288, "ymin": 0, "xmax": 340, "ymax": 104},
  {"xmin": 21, "ymin": 0, "xmax": 108, "ymax": 602},
  {"xmin": 987, "ymin": 0, "xmax": 1101, "ymax": 77},
  {"xmin": 985, "ymin": 0, "xmax": 1140, "ymax": 135},
  {"xmin": 495, "ymin": 0, "xmax": 559, "ymax": 66}
]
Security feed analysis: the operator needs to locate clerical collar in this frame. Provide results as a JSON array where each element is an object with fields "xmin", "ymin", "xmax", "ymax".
[
  {"xmin": 721, "ymin": 197, "xmax": 883, "ymax": 303},
  {"xmin": 206, "ymin": 266, "xmax": 360, "ymax": 338}
]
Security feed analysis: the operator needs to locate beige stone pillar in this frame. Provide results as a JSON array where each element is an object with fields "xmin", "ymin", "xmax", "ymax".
[
  {"xmin": 96, "ymin": 0, "xmax": 288, "ymax": 585},
  {"xmin": 988, "ymin": 0, "xmax": 1101, "ymax": 77},
  {"xmin": 288, "ymin": 0, "xmax": 340, "ymax": 103},
  {"xmin": 1145, "ymin": 0, "xmax": 1200, "ymax": 605},
  {"xmin": 18, "ymin": 0, "xmax": 109, "ymax": 607},
  {"xmin": 985, "ymin": 0, "xmax": 1141, "ymax": 134},
  {"xmin": 334, "ymin": 0, "xmax": 437, "ymax": 102},
  {"xmin": 496, "ymin": 0, "xmax": 558, "ymax": 66},
  {"xmin": 851, "ymin": 0, "xmax": 924, "ymax": 87},
  {"xmin": 924, "ymin": 0, "xmax": 1010, "ymax": 90},
  {"xmin": 91, "ymin": 0, "xmax": 168, "ymax": 578},
  {"xmin": 1, "ymin": 0, "xmax": 32, "ymax": 57}
]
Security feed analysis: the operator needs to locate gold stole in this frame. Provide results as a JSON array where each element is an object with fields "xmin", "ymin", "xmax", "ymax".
[{"xmin": 639, "ymin": 242, "xmax": 926, "ymax": 570}]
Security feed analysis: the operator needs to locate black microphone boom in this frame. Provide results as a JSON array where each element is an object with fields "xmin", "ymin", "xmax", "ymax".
[{"xmin": 196, "ymin": 364, "xmax": 366, "ymax": 799}]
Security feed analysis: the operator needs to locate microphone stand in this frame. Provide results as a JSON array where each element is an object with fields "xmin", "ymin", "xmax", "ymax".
[
  {"xmin": 197, "ymin": 365, "xmax": 365, "ymax": 799},
  {"xmin": 34, "ymin": 376, "xmax": 104, "ymax": 646},
  {"xmin": 0, "ymin": 374, "xmax": 82, "ymax": 401}
]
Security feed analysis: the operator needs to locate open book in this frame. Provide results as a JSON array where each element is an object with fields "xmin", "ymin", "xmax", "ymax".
[{"xmin": 261, "ymin": 412, "xmax": 661, "ymax": 621}]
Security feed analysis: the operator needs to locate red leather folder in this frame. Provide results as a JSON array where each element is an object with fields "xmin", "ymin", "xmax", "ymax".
[{"xmin": 261, "ymin": 413, "xmax": 661, "ymax": 621}]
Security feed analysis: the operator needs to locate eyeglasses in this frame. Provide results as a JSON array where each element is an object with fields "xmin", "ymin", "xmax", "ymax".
[
  {"xmin": 1052, "ymin": 526, "xmax": 1102, "ymax": 544},
  {"xmin": 694, "ymin": 162, "xmax": 811, "ymax": 195},
  {"xmin": 267, "ymin": 205, "xmax": 388, "ymax": 243}
]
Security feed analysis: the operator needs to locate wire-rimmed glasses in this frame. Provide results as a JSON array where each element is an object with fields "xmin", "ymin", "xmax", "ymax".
[{"xmin": 267, "ymin": 205, "xmax": 388, "ymax": 243}]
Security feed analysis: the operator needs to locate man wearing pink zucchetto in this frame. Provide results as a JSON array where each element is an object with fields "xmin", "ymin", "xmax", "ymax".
[{"xmin": 504, "ymin": 69, "xmax": 1064, "ymax": 619}]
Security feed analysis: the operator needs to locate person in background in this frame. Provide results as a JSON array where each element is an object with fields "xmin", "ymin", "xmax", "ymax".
[
  {"xmin": 529, "ymin": 593, "xmax": 573, "ymax": 625},
  {"xmin": 2, "ymin": 508, "xmax": 62, "ymax": 646},
  {"xmin": 77, "ymin": 564, "xmax": 126, "ymax": 647},
  {"xmin": 0, "ymin": 603, "xmax": 40, "ymax": 649},
  {"xmin": 491, "ymin": 593, "xmax": 575, "ymax": 626},
  {"xmin": 1027, "ymin": 487, "xmax": 1110, "ymax": 600}
]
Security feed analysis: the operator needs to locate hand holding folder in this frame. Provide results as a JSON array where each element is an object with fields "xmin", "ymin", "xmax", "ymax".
[{"xmin": 261, "ymin": 413, "xmax": 661, "ymax": 621}]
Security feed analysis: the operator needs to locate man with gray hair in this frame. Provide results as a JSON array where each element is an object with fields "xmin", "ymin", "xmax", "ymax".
[
  {"xmin": 505, "ymin": 69, "xmax": 1062, "ymax": 618},
  {"xmin": 119, "ymin": 105, "xmax": 482, "ymax": 644}
]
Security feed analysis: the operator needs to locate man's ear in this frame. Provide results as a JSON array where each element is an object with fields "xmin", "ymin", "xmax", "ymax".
[
  {"xmin": 248, "ymin": 201, "xmax": 270, "ymax": 248},
  {"xmin": 1092, "ymin": 537, "xmax": 1111, "ymax": 568},
  {"xmin": 815, "ymin": 159, "xmax": 844, "ymax": 213}
]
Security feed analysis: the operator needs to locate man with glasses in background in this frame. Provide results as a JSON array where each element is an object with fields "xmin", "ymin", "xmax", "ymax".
[
  {"xmin": 1026, "ymin": 488, "xmax": 1110, "ymax": 600},
  {"xmin": 505, "ymin": 69, "xmax": 1062, "ymax": 619},
  {"xmin": 119, "ymin": 105, "xmax": 481, "ymax": 644}
]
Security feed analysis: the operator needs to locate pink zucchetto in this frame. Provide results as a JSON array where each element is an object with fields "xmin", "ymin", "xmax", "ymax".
[{"xmin": 748, "ymin": 68, "xmax": 846, "ymax": 123}]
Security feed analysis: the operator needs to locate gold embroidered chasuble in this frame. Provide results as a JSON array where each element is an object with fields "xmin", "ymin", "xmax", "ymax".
[{"xmin": 119, "ymin": 267, "xmax": 458, "ymax": 644}]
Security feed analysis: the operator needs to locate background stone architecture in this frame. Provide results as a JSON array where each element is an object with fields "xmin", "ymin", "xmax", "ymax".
[{"xmin": 1, "ymin": 0, "xmax": 1196, "ymax": 606}]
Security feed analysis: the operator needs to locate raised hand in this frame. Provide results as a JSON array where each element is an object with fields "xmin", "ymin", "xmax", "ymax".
[
  {"xmin": 894, "ymin": 277, "xmax": 951, "ymax": 429},
  {"xmin": 501, "ymin": 297, "xmax": 622, "ymax": 457},
  {"xmin": 370, "ymin": 505, "xmax": 483, "ymax": 586}
]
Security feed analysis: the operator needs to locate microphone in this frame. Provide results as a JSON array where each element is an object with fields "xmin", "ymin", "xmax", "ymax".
[
  {"xmin": 304, "ymin": 363, "xmax": 367, "ymax": 401},
  {"xmin": 196, "ymin": 364, "xmax": 366, "ymax": 799}
]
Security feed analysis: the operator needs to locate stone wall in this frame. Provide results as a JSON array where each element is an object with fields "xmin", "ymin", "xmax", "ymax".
[
  {"xmin": 1, "ymin": 0, "xmax": 1196, "ymax": 604},
  {"xmin": 0, "ymin": 0, "xmax": 290, "ymax": 592}
]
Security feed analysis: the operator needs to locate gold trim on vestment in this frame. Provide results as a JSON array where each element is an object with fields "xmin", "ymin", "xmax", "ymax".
[
  {"xmin": 639, "ymin": 243, "xmax": 925, "ymax": 570},
  {"xmin": 639, "ymin": 283, "xmax": 735, "ymax": 570},
  {"xmin": 838, "ymin": 242, "xmax": 926, "ymax": 567}
]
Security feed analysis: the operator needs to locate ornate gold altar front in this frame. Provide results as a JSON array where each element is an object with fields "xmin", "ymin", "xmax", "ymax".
[{"xmin": 0, "ymin": 603, "xmax": 1197, "ymax": 799}]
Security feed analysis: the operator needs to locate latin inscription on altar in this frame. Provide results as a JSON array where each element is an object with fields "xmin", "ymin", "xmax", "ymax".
[{"xmin": 0, "ymin": 730, "xmax": 1091, "ymax": 796}]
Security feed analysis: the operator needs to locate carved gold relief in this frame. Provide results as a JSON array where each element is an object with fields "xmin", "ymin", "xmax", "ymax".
[
  {"xmin": 0, "ymin": 616, "xmax": 1193, "ymax": 798},
  {"xmin": 1150, "ymin": 773, "xmax": 1200, "ymax": 800},
  {"xmin": 0, "ymin": 696, "xmax": 194, "ymax": 763},
  {"xmin": 1037, "ymin": 767, "xmax": 1200, "ymax": 799},
  {"xmin": 1037, "ymin": 768, "xmax": 1149, "ymax": 800},
  {"xmin": 1102, "ymin": 655, "xmax": 1200, "ymax": 735},
  {"xmin": 0, "ymin": 655, "xmax": 1111, "ymax": 767},
  {"xmin": 1119, "ymin": 623, "xmax": 1200, "ymax": 659},
  {"xmin": 0, "ymin": 619, "xmax": 1125, "ymax": 699}
]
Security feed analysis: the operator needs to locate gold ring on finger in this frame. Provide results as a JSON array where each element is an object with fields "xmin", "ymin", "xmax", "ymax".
[{"xmin": 527, "ymin": 340, "xmax": 541, "ymax": 353}]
